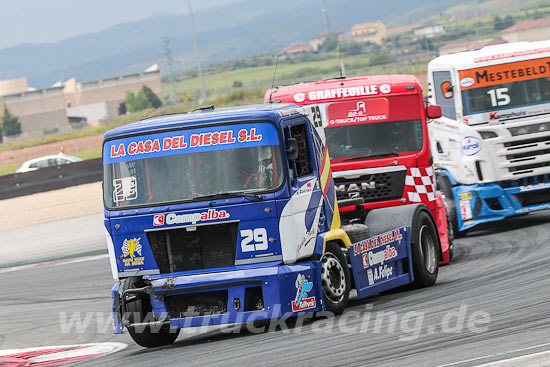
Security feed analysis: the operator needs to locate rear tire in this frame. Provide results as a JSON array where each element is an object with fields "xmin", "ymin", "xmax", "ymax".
[
  {"xmin": 320, "ymin": 242, "xmax": 351, "ymax": 315},
  {"xmin": 411, "ymin": 211, "xmax": 439, "ymax": 288}
]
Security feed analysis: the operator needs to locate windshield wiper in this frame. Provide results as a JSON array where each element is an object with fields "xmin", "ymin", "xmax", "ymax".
[
  {"xmin": 342, "ymin": 152, "xmax": 400, "ymax": 162},
  {"xmin": 199, "ymin": 192, "xmax": 262, "ymax": 201}
]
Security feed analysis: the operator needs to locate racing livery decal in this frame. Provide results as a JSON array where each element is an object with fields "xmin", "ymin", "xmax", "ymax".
[
  {"xmin": 121, "ymin": 237, "xmax": 144, "ymax": 267},
  {"xmin": 349, "ymin": 227, "xmax": 411, "ymax": 294},
  {"xmin": 327, "ymin": 98, "xmax": 389, "ymax": 126},
  {"xmin": 292, "ymin": 274, "xmax": 316, "ymax": 312},
  {"xmin": 459, "ymin": 57, "xmax": 550, "ymax": 90},
  {"xmin": 462, "ymin": 136, "xmax": 482, "ymax": 156},
  {"xmin": 112, "ymin": 177, "xmax": 137, "ymax": 203},
  {"xmin": 153, "ymin": 209, "xmax": 230, "ymax": 226},
  {"xmin": 104, "ymin": 122, "xmax": 279, "ymax": 164}
]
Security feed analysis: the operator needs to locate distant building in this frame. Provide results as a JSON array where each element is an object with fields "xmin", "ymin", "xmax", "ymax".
[
  {"xmin": 349, "ymin": 21, "xmax": 387, "ymax": 45},
  {"xmin": 309, "ymin": 30, "xmax": 343, "ymax": 52},
  {"xmin": 0, "ymin": 68, "xmax": 162, "ymax": 141},
  {"xmin": 0, "ymin": 77, "xmax": 28, "ymax": 97},
  {"xmin": 1, "ymin": 86, "xmax": 70, "ymax": 140},
  {"xmin": 414, "ymin": 22, "xmax": 445, "ymax": 39},
  {"xmin": 277, "ymin": 43, "xmax": 308, "ymax": 57},
  {"xmin": 500, "ymin": 17, "xmax": 550, "ymax": 42},
  {"xmin": 438, "ymin": 38, "xmax": 507, "ymax": 55},
  {"xmin": 387, "ymin": 24, "xmax": 418, "ymax": 37}
]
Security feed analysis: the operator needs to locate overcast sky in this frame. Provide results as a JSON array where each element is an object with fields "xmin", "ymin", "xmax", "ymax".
[{"xmin": 0, "ymin": 0, "xmax": 238, "ymax": 49}]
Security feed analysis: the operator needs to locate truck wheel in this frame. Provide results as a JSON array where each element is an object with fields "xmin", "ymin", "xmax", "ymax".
[
  {"xmin": 126, "ymin": 298, "xmax": 179, "ymax": 348},
  {"xmin": 411, "ymin": 211, "xmax": 439, "ymax": 288},
  {"xmin": 122, "ymin": 278, "xmax": 179, "ymax": 348},
  {"xmin": 320, "ymin": 242, "xmax": 350, "ymax": 315},
  {"xmin": 436, "ymin": 173, "xmax": 466, "ymax": 239}
]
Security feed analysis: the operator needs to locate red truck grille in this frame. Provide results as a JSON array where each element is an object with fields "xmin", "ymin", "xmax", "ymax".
[
  {"xmin": 334, "ymin": 170, "xmax": 406, "ymax": 203},
  {"xmin": 146, "ymin": 222, "xmax": 238, "ymax": 274}
]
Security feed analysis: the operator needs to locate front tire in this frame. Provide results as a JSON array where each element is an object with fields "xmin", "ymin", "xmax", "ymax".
[
  {"xmin": 122, "ymin": 278, "xmax": 180, "ymax": 348},
  {"xmin": 436, "ymin": 172, "xmax": 467, "ymax": 239},
  {"xmin": 320, "ymin": 242, "xmax": 351, "ymax": 315},
  {"xmin": 411, "ymin": 211, "xmax": 439, "ymax": 288}
]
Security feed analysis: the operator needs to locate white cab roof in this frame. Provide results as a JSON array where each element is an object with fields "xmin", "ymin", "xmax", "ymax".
[{"xmin": 428, "ymin": 40, "xmax": 550, "ymax": 71}]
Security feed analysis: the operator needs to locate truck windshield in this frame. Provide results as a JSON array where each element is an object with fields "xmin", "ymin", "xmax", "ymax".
[
  {"xmin": 461, "ymin": 76, "xmax": 550, "ymax": 115},
  {"xmin": 325, "ymin": 119, "xmax": 423, "ymax": 159},
  {"xmin": 103, "ymin": 122, "xmax": 284, "ymax": 209}
]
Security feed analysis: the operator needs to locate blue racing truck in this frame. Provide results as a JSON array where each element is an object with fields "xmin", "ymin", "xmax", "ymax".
[{"xmin": 103, "ymin": 104, "xmax": 442, "ymax": 347}]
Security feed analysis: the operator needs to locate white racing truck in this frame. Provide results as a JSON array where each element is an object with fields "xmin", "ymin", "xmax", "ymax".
[{"xmin": 427, "ymin": 40, "xmax": 550, "ymax": 235}]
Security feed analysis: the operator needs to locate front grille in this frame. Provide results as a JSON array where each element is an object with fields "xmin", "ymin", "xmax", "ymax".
[
  {"xmin": 166, "ymin": 290, "xmax": 228, "ymax": 318},
  {"xmin": 502, "ymin": 133, "xmax": 550, "ymax": 175},
  {"xmin": 147, "ymin": 222, "xmax": 238, "ymax": 274},
  {"xmin": 500, "ymin": 173, "xmax": 550, "ymax": 188},
  {"xmin": 334, "ymin": 170, "xmax": 406, "ymax": 203}
]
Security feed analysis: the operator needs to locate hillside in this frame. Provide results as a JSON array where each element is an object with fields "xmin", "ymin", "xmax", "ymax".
[{"xmin": 0, "ymin": 0, "xmax": 463, "ymax": 88}]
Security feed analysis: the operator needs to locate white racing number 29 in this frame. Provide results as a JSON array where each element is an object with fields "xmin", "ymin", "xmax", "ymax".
[
  {"xmin": 487, "ymin": 88, "xmax": 510, "ymax": 107},
  {"xmin": 240, "ymin": 228, "xmax": 268, "ymax": 252}
]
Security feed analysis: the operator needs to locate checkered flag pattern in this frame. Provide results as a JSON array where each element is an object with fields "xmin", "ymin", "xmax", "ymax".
[{"xmin": 405, "ymin": 167, "xmax": 436, "ymax": 202}]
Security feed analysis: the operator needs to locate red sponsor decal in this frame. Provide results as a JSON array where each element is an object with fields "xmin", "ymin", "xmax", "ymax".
[
  {"xmin": 153, "ymin": 214, "xmax": 165, "ymax": 226},
  {"xmin": 327, "ymin": 98, "xmax": 389, "ymax": 126},
  {"xmin": 291, "ymin": 297, "xmax": 317, "ymax": 312},
  {"xmin": 362, "ymin": 253, "xmax": 369, "ymax": 268}
]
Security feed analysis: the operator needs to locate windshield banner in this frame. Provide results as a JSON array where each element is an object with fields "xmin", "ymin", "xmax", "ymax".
[
  {"xmin": 459, "ymin": 57, "xmax": 550, "ymax": 91},
  {"xmin": 326, "ymin": 98, "xmax": 389, "ymax": 126},
  {"xmin": 103, "ymin": 122, "xmax": 280, "ymax": 164}
]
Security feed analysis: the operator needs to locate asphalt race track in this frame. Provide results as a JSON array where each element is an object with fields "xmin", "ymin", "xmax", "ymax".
[{"xmin": 1, "ymin": 212, "xmax": 549, "ymax": 366}]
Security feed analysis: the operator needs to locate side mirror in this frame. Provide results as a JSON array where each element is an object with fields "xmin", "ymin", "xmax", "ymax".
[
  {"xmin": 426, "ymin": 105, "xmax": 442, "ymax": 119},
  {"xmin": 286, "ymin": 138, "xmax": 299, "ymax": 160}
]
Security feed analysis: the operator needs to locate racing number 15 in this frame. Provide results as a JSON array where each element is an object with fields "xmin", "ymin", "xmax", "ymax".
[
  {"xmin": 241, "ymin": 228, "xmax": 268, "ymax": 252},
  {"xmin": 487, "ymin": 88, "xmax": 510, "ymax": 107}
]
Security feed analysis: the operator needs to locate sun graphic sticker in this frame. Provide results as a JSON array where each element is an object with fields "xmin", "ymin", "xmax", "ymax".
[{"xmin": 121, "ymin": 237, "xmax": 144, "ymax": 267}]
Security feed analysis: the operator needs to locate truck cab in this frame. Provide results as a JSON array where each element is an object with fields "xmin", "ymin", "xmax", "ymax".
[
  {"xmin": 266, "ymin": 75, "xmax": 451, "ymax": 262},
  {"xmin": 103, "ymin": 104, "xmax": 440, "ymax": 348},
  {"xmin": 427, "ymin": 41, "xmax": 550, "ymax": 234}
]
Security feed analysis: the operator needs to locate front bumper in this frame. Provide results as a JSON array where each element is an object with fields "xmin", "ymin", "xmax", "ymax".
[
  {"xmin": 453, "ymin": 179, "xmax": 550, "ymax": 231},
  {"xmin": 111, "ymin": 261, "xmax": 324, "ymax": 333}
]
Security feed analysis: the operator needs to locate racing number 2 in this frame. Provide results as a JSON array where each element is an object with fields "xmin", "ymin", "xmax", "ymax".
[{"xmin": 240, "ymin": 228, "xmax": 268, "ymax": 252}]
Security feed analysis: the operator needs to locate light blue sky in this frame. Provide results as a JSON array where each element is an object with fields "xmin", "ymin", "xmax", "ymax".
[{"xmin": 0, "ymin": 0, "xmax": 238, "ymax": 49}]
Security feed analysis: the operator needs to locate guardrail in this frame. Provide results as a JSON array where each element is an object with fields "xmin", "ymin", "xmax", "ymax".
[{"xmin": 0, "ymin": 158, "xmax": 102, "ymax": 200}]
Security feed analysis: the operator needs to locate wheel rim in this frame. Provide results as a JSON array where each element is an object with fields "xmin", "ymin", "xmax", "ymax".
[
  {"xmin": 419, "ymin": 224, "xmax": 437, "ymax": 274},
  {"xmin": 320, "ymin": 252, "xmax": 346, "ymax": 304}
]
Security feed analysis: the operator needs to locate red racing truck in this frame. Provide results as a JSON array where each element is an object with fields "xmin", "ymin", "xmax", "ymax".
[{"xmin": 266, "ymin": 75, "xmax": 452, "ymax": 263}]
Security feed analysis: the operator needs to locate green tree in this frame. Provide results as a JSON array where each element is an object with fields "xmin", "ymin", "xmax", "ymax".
[
  {"xmin": 125, "ymin": 89, "xmax": 150, "ymax": 113},
  {"xmin": 320, "ymin": 37, "xmax": 338, "ymax": 52},
  {"xmin": 494, "ymin": 15, "xmax": 514, "ymax": 31},
  {"xmin": 233, "ymin": 80, "xmax": 243, "ymax": 88},
  {"xmin": 341, "ymin": 41, "xmax": 361, "ymax": 55},
  {"xmin": 0, "ymin": 123, "xmax": 3, "ymax": 144},
  {"xmin": 141, "ymin": 85, "xmax": 162, "ymax": 109},
  {"xmin": 1, "ymin": 104, "xmax": 22, "ymax": 136}
]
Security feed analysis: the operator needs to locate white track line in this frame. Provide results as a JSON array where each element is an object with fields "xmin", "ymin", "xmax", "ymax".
[
  {"xmin": 0, "ymin": 254, "xmax": 109, "ymax": 274},
  {"xmin": 436, "ymin": 343, "xmax": 550, "ymax": 367},
  {"xmin": 474, "ymin": 350, "xmax": 550, "ymax": 366}
]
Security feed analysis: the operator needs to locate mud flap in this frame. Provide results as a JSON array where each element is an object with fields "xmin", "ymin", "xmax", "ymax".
[{"xmin": 348, "ymin": 226, "xmax": 414, "ymax": 299}]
